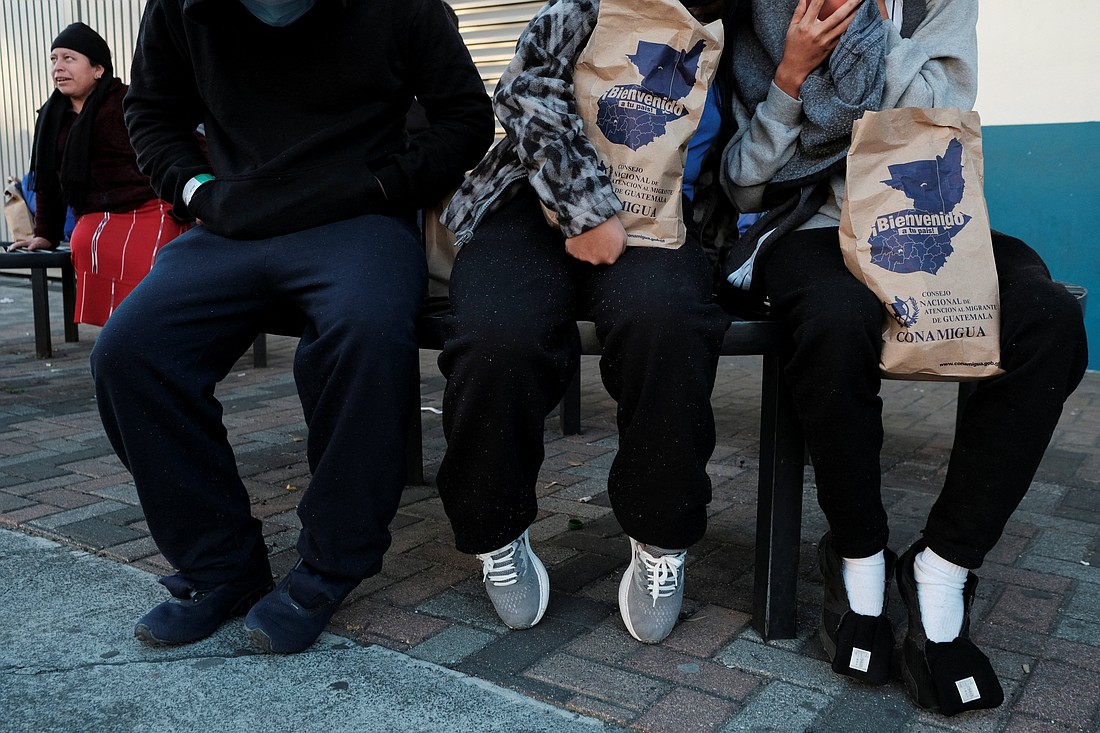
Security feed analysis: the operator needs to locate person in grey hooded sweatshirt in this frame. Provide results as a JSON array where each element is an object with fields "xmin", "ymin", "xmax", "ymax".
[{"xmin": 720, "ymin": 0, "xmax": 1087, "ymax": 715}]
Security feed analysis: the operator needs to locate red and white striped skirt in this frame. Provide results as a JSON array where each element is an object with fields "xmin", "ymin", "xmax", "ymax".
[{"xmin": 69, "ymin": 198, "xmax": 189, "ymax": 326}]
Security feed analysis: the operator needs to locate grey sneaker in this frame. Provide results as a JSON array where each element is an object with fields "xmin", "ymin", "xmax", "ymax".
[
  {"xmin": 619, "ymin": 536, "xmax": 686, "ymax": 643},
  {"xmin": 476, "ymin": 529, "xmax": 549, "ymax": 629}
]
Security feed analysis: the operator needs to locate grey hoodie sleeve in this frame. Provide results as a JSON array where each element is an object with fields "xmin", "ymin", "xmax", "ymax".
[
  {"xmin": 720, "ymin": 0, "xmax": 884, "ymax": 214},
  {"xmin": 722, "ymin": 0, "xmax": 978, "ymax": 217},
  {"xmin": 720, "ymin": 82, "xmax": 804, "ymax": 214},
  {"xmin": 881, "ymin": 0, "xmax": 978, "ymax": 109}
]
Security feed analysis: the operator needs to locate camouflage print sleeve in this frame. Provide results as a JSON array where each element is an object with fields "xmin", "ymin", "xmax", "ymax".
[{"xmin": 494, "ymin": 0, "xmax": 622, "ymax": 238}]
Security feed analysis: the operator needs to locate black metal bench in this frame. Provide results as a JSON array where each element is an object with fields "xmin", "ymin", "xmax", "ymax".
[
  {"xmin": 250, "ymin": 304, "xmax": 803, "ymax": 639},
  {"xmin": 251, "ymin": 283, "xmax": 1088, "ymax": 641},
  {"xmin": 0, "ymin": 245, "xmax": 78, "ymax": 358}
]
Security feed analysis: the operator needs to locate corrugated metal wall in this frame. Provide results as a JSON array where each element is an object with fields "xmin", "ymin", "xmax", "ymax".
[
  {"xmin": 3, "ymin": 2, "xmax": 81, "ymax": 235},
  {"xmin": 0, "ymin": 0, "xmax": 540, "ymax": 240},
  {"xmin": 451, "ymin": 0, "xmax": 540, "ymax": 96}
]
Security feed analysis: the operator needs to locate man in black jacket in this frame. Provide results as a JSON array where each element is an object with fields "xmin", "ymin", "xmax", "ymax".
[{"xmin": 91, "ymin": 0, "xmax": 493, "ymax": 654}]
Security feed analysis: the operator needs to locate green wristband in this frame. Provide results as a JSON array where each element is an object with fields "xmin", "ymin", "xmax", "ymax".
[{"xmin": 182, "ymin": 173, "xmax": 215, "ymax": 207}]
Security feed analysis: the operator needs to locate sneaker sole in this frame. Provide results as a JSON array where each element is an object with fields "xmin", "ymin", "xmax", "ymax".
[
  {"xmin": 246, "ymin": 625, "xmax": 277, "ymax": 654},
  {"xmin": 502, "ymin": 538, "xmax": 550, "ymax": 630},
  {"xmin": 134, "ymin": 623, "xmax": 174, "ymax": 646},
  {"xmin": 618, "ymin": 537, "xmax": 678, "ymax": 644},
  {"xmin": 618, "ymin": 570, "xmax": 646, "ymax": 642}
]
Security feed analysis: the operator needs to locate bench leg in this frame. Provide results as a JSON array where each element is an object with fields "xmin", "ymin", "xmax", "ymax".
[
  {"xmin": 559, "ymin": 364, "xmax": 581, "ymax": 435},
  {"xmin": 406, "ymin": 384, "xmax": 426, "ymax": 486},
  {"xmin": 252, "ymin": 333, "xmax": 268, "ymax": 368},
  {"xmin": 753, "ymin": 352, "xmax": 805, "ymax": 640},
  {"xmin": 30, "ymin": 267, "xmax": 53, "ymax": 359},
  {"xmin": 60, "ymin": 263, "xmax": 79, "ymax": 343}
]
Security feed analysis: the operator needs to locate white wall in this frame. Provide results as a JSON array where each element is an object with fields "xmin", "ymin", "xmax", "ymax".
[{"xmin": 975, "ymin": 0, "xmax": 1100, "ymax": 126}]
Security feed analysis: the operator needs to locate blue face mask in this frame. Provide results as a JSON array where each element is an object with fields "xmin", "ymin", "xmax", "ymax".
[{"xmin": 239, "ymin": 0, "xmax": 317, "ymax": 27}]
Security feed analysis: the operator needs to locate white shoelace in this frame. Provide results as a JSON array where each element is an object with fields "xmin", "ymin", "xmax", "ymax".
[
  {"xmin": 479, "ymin": 542, "xmax": 520, "ymax": 587},
  {"xmin": 638, "ymin": 548, "xmax": 685, "ymax": 605}
]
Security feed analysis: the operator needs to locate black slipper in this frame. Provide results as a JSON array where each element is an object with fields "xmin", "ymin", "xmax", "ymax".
[
  {"xmin": 818, "ymin": 532, "xmax": 895, "ymax": 686},
  {"xmin": 896, "ymin": 541, "xmax": 1004, "ymax": 716}
]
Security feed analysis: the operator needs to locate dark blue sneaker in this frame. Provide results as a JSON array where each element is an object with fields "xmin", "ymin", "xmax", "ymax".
[
  {"xmin": 244, "ymin": 560, "xmax": 360, "ymax": 654},
  {"xmin": 135, "ymin": 573, "xmax": 274, "ymax": 646}
]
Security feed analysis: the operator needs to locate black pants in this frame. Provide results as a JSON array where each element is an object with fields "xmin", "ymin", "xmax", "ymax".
[
  {"xmin": 91, "ymin": 214, "xmax": 427, "ymax": 586},
  {"xmin": 762, "ymin": 227, "xmax": 1088, "ymax": 567},
  {"xmin": 437, "ymin": 188, "xmax": 730, "ymax": 554}
]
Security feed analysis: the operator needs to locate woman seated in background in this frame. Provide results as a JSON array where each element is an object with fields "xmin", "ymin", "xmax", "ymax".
[{"xmin": 6, "ymin": 22, "xmax": 189, "ymax": 327}]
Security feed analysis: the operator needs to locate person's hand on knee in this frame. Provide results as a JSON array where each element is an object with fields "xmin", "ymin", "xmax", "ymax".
[{"xmin": 565, "ymin": 216, "xmax": 627, "ymax": 265}]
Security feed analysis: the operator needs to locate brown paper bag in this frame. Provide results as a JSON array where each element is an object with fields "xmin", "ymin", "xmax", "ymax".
[
  {"xmin": 567, "ymin": 0, "xmax": 723, "ymax": 248},
  {"xmin": 4, "ymin": 175, "xmax": 34, "ymax": 242},
  {"xmin": 839, "ymin": 108, "xmax": 1004, "ymax": 381}
]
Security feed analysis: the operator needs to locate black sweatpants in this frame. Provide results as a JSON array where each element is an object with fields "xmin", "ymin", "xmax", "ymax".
[
  {"xmin": 761, "ymin": 227, "xmax": 1088, "ymax": 567},
  {"xmin": 437, "ymin": 187, "xmax": 730, "ymax": 554},
  {"xmin": 91, "ymin": 213, "xmax": 427, "ymax": 586}
]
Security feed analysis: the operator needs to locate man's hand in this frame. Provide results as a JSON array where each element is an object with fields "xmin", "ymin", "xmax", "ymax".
[
  {"xmin": 565, "ymin": 216, "xmax": 627, "ymax": 266},
  {"xmin": 5, "ymin": 236, "xmax": 55, "ymax": 252},
  {"xmin": 774, "ymin": 0, "xmax": 863, "ymax": 99}
]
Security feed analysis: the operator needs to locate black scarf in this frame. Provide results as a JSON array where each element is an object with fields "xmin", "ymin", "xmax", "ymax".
[{"xmin": 30, "ymin": 75, "xmax": 116, "ymax": 209}]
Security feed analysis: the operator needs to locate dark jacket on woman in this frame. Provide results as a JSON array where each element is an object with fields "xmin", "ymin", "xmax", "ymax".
[{"xmin": 32, "ymin": 79, "xmax": 157, "ymax": 245}]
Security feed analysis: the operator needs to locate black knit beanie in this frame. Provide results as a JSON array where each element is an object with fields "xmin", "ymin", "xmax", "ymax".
[{"xmin": 51, "ymin": 22, "xmax": 113, "ymax": 76}]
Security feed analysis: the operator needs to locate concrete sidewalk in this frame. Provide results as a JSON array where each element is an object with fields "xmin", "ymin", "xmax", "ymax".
[
  {"xmin": 1, "ymin": 275, "xmax": 1098, "ymax": 733},
  {"xmin": 0, "ymin": 528, "xmax": 622, "ymax": 733}
]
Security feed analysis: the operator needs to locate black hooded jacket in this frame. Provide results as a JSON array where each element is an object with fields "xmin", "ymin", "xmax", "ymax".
[{"xmin": 125, "ymin": 0, "xmax": 494, "ymax": 239}]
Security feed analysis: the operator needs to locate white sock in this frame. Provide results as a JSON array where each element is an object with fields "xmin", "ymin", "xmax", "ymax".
[
  {"xmin": 842, "ymin": 551, "xmax": 885, "ymax": 616},
  {"xmin": 913, "ymin": 547, "xmax": 968, "ymax": 642}
]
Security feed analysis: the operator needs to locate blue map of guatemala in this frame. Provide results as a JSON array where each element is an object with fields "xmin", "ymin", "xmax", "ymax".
[
  {"xmin": 595, "ymin": 39, "xmax": 705, "ymax": 150},
  {"xmin": 866, "ymin": 137, "xmax": 972, "ymax": 275}
]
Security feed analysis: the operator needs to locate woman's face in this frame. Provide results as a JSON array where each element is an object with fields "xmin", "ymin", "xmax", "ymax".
[{"xmin": 50, "ymin": 47, "xmax": 103, "ymax": 106}]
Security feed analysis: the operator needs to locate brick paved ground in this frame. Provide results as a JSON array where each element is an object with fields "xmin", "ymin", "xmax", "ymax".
[{"xmin": 2, "ymin": 276, "xmax": 1098, "ymax": 732}]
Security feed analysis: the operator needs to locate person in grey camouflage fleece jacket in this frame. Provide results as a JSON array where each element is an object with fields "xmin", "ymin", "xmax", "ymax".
[{"xmin": 435, "ymin": 0, "xmax": 743, "ymax": 645}]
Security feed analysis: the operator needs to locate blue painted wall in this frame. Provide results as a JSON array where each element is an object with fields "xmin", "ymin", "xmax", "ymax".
[{"xmin": 983, "ymin": 121, "xmax": 1099, "ymax": 370}]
